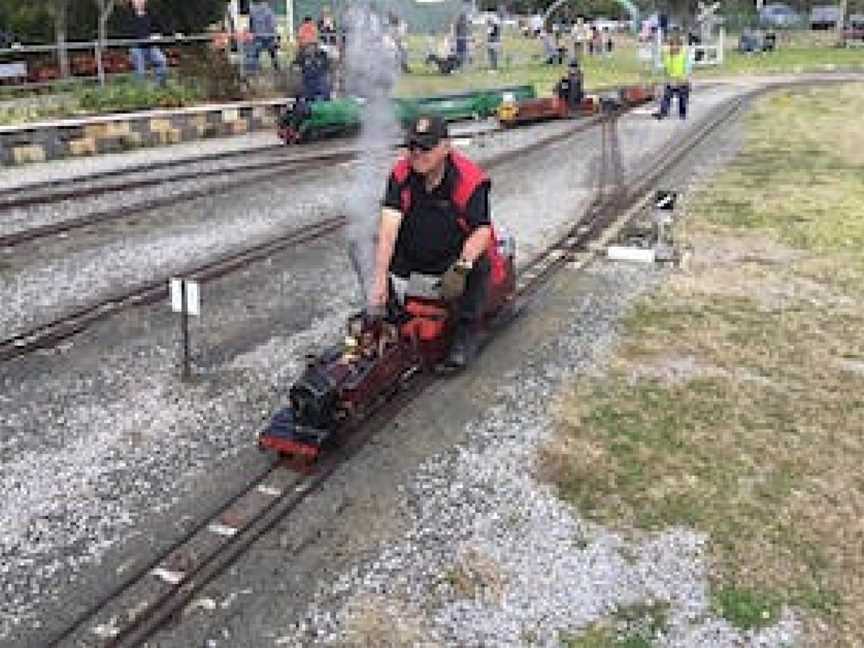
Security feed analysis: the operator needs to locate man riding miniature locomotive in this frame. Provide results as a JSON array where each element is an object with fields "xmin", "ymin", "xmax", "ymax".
[
  {"xmin": 555, "ymin": 59, "xmax": 585, "ymax": 111},
  {"xmin": 258, "ymin": 114, "xmax": 514, "ymax": 460},
  {"xmin": 371, "ymin": 114, "xmax": 495, "ymax": 371}
]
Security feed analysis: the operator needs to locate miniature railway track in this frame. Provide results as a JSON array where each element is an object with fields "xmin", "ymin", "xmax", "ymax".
[
  {"xmin": 0, "ymin": 143, "xmax": 286, "ymax": 207},
  {"xmin": 0, "ymin": 216, "xmax": 345, "ymax": 362},
  {"xmin": 45, "ymin": 87, "xmax": 750, "ymax": 648},
  {"xmin": 0, "ymin": 146, "xmax": 362, "ymax": 249},
  {"xmin": 0, "ymin": 111, "xmax": 615, "ymax": 362}
]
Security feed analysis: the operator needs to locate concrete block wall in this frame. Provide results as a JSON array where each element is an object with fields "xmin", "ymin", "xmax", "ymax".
[{"xmin": 0, "ymin": 99, "xmax": 287, "ymax": 166}]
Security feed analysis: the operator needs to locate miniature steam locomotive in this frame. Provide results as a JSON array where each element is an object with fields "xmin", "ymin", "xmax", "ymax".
[{"xmin": 258, "ymin": 231, "xmax": 517, "ymax": 461}]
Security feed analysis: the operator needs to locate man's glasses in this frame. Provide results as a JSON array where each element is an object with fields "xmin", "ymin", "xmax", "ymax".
[{"xmin": 406, "ymin": 141, "xmax": 435, "ymax": 153}]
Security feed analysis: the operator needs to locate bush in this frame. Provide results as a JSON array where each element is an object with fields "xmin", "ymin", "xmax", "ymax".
[
  {"xmin": 176, "ymin": 45, "xmax": 247, "ymax": 101},
  {"xmin": 75, "ymin": 79, "xmax": 202, "ymax": 114}
]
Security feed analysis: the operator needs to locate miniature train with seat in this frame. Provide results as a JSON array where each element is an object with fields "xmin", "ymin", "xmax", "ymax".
[
  {"xmin": 258, "ymin": 230, "xmax": 517, "ymax": 461},
  {"xmin": 278, "ymin": 82, "xmax": 656, "ymax": 144},
  {"xmin": 496, "ymin": 82, "xmax": 657, "ymax": 127},
  {"xmin": 277, "ymin": 85, "xmax": 536, "ymax": 144}
]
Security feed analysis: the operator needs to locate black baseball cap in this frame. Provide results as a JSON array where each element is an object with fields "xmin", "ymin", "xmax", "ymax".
[{"xmin": 404, "ymin": 114, "xmax": 448, "ymax": 150}]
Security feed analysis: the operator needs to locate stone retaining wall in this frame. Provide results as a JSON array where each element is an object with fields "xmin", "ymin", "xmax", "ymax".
[{"xmin": 0, "ymin": 99, "xmax": 287, "ymax": 166}]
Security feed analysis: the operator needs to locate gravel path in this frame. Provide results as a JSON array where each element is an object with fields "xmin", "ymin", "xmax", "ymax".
[{"xmin": 0, "ymin": 78, "xmax": 813, "ymax": 646}]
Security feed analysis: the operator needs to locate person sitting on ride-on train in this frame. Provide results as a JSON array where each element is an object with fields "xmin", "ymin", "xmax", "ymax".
[
  {"xmin": 371, "ymin": 114, "xmax": 492, "ymax": 371},
  {"xmin": 556, "ymin": 59, "xmax": 584, "ymax": 110}
]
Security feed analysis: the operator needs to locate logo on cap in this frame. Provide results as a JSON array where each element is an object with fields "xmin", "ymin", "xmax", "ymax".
[{"xmin": 416, "ymin": 117, "xmax": 430, "ymax": 133}]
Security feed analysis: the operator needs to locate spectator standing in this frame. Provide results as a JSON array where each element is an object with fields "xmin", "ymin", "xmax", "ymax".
[
  {"xmin": 248, "ymin": 0, "xmax": 279, "ymax": 72},
  {"xmin": 590, "ymin": 25, "xmax": 602, "ymax": 55},
  {"xmin": 486, "ymin": 17, "xmax": 501, "ymax": 71},
  {"xmin": 319, "ymin": 8, "xmax": 337, "ymax": 46},
  {"xmin": 298, "ymin": 15, "xmax": 319, "ymax": 48},
  {"xmin": 297, "ymin": 42, "xmax": 330, "ymax": 101},
  {"xmin": 455, "ymin": 13, "xmax": 469, "ymax": 68},
  {"xmin": 572, "ymin": 17, "xmax": 588, "ymax": 58},
  {"xmin": 129, "ymin": 0, "xmax": 167, "ymax": 86},
  {"xmin": 653, "ymin": 34, "xmax": 692, "ymax": 120},
  {"xmin": 604, "ymin": 26, "xmax": 614, "ymax": 56},
  {"xmin": 531, "ymin": 14, "xmax": 543, "ymax": 37},
  {"xmin": 542, "ymin": 30, "xmax": 565, "ymax": 64}
]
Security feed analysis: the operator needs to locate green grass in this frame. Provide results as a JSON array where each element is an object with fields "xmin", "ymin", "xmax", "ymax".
[
  {"xmin": 543, "ymin": 84, "xmax": 864, "ymax": 646},
  {"xmin": 713, "ymin": 586, "xmax": 783, "ymax": 630},
  {"xmin": 702, "ymin": 46, "xmax": 864, "ymax": 77},
  {"xmin": 561, "ymin": 602, "xmax": 668, "ymax": 648}
]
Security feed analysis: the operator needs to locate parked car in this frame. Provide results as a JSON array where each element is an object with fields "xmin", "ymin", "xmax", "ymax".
[
  {"xmin": 810, "ymin": 5, "xmax": 843, "ymax": 30},
  {"xmin": 759, "ymin": 3, "xmax": 802, "ymax": 27}
]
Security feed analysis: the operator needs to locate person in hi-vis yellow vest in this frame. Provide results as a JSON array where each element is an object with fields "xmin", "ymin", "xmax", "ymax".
[{"xmin": 653, "ymin": 34, "xmax": 693, "ymax": 120}]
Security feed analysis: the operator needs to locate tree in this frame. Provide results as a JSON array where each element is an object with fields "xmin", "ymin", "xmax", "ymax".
[
  {"xmin": 43, "ymin": 0, "xmax": 71, "ymax": 78},
  {"xmin": 92, "ymin": 0, "xmax": 117, "ymax": 84},
  {"xmin": 0, "ymin": 1, "xmax": 53, "ymax": 43}
]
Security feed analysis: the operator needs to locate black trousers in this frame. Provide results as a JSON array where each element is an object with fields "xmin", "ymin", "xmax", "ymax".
[{"xmin": 659, "ymin": 83, "xmax": 689, "ymax": 119}]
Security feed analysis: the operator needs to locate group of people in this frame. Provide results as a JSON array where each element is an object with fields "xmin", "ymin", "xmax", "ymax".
[{"xmin": 573, "ymin": 22, "xmax": 616, "ymax": 58}]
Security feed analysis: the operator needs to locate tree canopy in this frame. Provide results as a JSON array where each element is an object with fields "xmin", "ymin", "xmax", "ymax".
[{"xmin": 0, "ymin": 0, "xmax": 225, "ymax": 44}]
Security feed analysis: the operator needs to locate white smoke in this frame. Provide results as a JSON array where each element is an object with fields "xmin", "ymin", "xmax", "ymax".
[{"xmin": 343, "ymin": 2, "xmax": 403, "ymax": 308}]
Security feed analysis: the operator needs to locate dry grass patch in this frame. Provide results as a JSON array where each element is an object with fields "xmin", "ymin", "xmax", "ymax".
[
  {"xmin": 445, "ymin": 547, "xmax": 508, "ymax": 604},
  {"xmin": 543, "ymin": 84, "xmax": 864, "ymax": 646},
  {"xmin": 339, "ymin": 593, "xmax": 437, "ymax": 648}
]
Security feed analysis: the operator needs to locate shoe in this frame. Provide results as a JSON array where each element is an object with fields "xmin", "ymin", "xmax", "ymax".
[
  {"xmin": 652, "ymin": 112, "xmax": 665, "ymax": 120},
  {"xmin": 444, "ymin": 326, "xmax": 479, "ymax": 370}
]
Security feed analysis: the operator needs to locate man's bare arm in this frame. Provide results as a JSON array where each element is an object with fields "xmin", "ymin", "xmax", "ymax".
[
  {"xmin": 460, "ymin": 225, "xmax": 491, "ymax": 264},
  {"xmin": 371, "ymin": 207, "xmax": 402, "ymax": 305}
]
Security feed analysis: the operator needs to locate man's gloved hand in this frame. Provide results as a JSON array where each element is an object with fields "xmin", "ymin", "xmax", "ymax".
[{"xmin": 440, "ymin": 259, "xmax": 472, "ymax": 301}]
